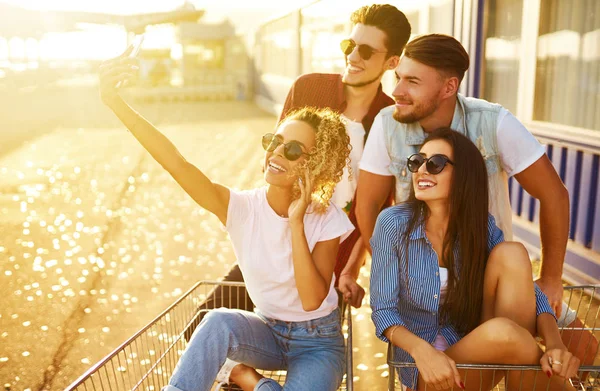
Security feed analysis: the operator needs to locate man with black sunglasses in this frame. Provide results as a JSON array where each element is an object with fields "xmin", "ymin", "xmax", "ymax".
[
  {"xmin": 183, "ymin": 4, "xmax": 411, "ymax": 332},
  {"xmin": 356, "ymin": 34, "xmax": 570, "ymax": 321},
  {"xmin": 277, "ymin": 4, "xmax": 411, "ymax": 310}
]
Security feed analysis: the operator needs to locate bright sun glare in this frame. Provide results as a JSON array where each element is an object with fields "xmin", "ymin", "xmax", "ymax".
[{"xmin": 0, "ymin": 0, "xmax": 309, "ymax": 62}]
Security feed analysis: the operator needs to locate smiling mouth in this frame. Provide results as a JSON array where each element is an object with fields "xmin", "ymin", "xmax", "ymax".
[
  {"xmin": 417, "ymin": 180, "xmax": 436, "ymax": 189},
  {"xmin": 267, "ymin": 161, "xmax": 287, "ymax": 173}
]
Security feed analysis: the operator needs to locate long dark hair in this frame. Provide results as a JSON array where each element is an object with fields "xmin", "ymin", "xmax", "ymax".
[{"xmin": 403, "ymin": 127, "xmax": 489, "ymax": 334}]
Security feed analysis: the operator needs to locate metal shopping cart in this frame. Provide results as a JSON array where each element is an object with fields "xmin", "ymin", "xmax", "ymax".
[
  {"xmin": 387, "ymin": 285, "xmax": 600, "ymax": 390},
  {"xmin": 66, "ymin": 281, "xmax": 354, "ymax": 391}
]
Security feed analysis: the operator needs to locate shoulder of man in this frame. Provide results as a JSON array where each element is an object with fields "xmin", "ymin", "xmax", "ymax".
[
  {"xmin": 460, "ymin": 94, "xmax": 504, "ymax": 114},
  {"xmin": 373, "ymin": 105, "xmax": 399, "ymax": 130},
  {"xmin": 292, "ymin": 73, "xmax": 341, "ymax": 90}
]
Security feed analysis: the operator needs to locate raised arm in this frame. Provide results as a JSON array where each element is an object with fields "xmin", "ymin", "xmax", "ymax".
[{"xmin": 98, "ymin": 51, "xmax": 230, "ymax": 224}]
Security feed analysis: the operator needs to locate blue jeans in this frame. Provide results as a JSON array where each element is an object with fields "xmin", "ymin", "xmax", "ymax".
[{"xmin": 163, "ymin": 307, "xmax": 345, "ymax": 391}]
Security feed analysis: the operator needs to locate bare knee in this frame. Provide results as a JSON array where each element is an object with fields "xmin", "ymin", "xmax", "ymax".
[
  {"xmin": 478, "ymin": 317, "xmax": 538, "ymax": 363},
  {"xmin": 487, "ymin": 242, "xmax": 532, "ymax": 276}
]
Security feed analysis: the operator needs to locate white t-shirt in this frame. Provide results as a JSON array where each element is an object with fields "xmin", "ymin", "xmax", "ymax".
[
  {"xmin": 360, "ymin": 108, "xmax": 545, "ymax": 178},
  {"xmin": 225, "ymin": 187, "xmax": 355, "ymax": 321},
  {"xmin": 330, "ymin": 116, "xmax": 365, "ymax": 212}
]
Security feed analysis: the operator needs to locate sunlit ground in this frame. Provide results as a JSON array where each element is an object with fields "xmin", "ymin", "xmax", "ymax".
[{"xmin": 0, "ymin": 82, "xmax": 389, "ymax": 390}]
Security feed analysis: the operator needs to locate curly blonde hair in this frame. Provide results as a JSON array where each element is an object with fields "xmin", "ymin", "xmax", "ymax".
[{"xmin": 279, "ymin": 107, "xmax": 351, "ymax": 213}]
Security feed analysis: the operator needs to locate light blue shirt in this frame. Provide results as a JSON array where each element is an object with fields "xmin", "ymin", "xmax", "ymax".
[{"xmin": 370, "ymin": 203, "xmax": 555, "ymax": 388}]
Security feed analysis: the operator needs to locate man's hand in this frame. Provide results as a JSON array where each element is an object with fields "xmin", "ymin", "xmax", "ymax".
[
  {"xmin": 338, "ymin": 274, "xmax": 365, "ymax": 308},
  {"xmin": 536, "ymin": 276, "xmax": 564, "ymax": 317}
]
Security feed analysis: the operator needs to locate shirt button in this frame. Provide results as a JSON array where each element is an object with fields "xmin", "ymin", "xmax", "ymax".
[
  {"xmin": 431, "ymin": 311, "xmax": 436, "ymax": 315},
  {"xmin": 434, "ymin": 294, "xmax": 438, "ymax": 299},
  {"xmin": 435, "ymin": 271, "xmax": 439, "ymax": 276}
]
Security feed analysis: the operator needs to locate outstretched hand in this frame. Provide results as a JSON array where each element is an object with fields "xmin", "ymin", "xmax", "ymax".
[{"xmin": 98, "ymin": 45, "xmax": 139, "ymax": 107}]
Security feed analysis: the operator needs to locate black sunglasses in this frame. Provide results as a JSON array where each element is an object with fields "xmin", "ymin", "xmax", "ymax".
[
  {"xmin": 407, "ymin": 154, "xmax": 454, "ymax": 175},
  {"xmin": 340, "ymin": 39, "xmax": 387, "ymax": 61},
  {"xmin": 262, "ymin": 133, "xmax": 309, "ymax": 161}
]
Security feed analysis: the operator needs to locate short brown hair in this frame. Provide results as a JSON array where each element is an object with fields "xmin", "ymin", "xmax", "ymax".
[
  {"xmin": 350, "ymin": 4, "xmax": 411, "ymax": 57},
  {"xmin": 404, "ymin": 34, "xmax": 470, "ymax": 81}
]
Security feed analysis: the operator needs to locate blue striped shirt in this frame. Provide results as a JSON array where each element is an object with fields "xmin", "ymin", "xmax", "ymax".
[{"xmin": 370, "ymin": 203, "xmax": 555, "ymax": 388}]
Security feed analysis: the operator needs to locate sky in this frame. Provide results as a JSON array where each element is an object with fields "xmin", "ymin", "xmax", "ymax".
[
  {"xmin": 0, "ymin": 0, "xmax": 315, "ymax": 61},
  {"xmin": 0, "ymin": 0, "xmax": 314, "ymax": 24}
]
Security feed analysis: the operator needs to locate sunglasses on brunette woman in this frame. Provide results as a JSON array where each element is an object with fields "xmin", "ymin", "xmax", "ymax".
[{"xmin": 407, "ymin": 154, "xmax": 454, "ymax": 174}]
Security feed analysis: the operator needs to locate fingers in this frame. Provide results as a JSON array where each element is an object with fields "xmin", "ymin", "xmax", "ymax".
[
  {"xmin": 546, "ymin": 350, "xmax": 580, "ymax": 379},
  {"xmin": 553, "ymin": 300, "xmax": 562, "ymax": 318},
  {"xmin": 451, "ymin": 360, "xmax": 464, "ymax": 390},
  {"xmin": 352, "ymin": 286, "xmax": 365, "ymax": 308},
  {"xmin": 540, "ymin": 353, "xmax": 553, "ymax": 378},
  {"xmin": 303, "ymin": 167, "xmax": 311, "ymax": 198},
  {"xmin": 99, "ymin": 56, "xmax": 138, "ymax": 73},
  {"xmin": 422, "ymin": 358, "xmax": 462, "ymax": 391},
  {"xmin": 120, "ymin": 43, "xmax": 135, "ymax": 58},
  {"xmin": 101, "ymin": 73, "xmax": 136, "ymax": 91},
  {"xmin": 564, "ymin": 355, "xmax": 580, "ymax": 379}
]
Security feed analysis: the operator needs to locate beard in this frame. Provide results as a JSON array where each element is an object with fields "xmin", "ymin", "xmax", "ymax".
[
  {"xmin": 342, "ymin": 67, "xmax": 386, "ymax": 88},
  {"xmin": 393, "ymin": 99, "xmax": 439, "ymax": 123}
]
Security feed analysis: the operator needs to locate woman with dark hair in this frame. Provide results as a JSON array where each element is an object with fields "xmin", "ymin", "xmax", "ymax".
[{"xmin": 370, "ymin": 128, "xmax": 580, "ymax": 390}]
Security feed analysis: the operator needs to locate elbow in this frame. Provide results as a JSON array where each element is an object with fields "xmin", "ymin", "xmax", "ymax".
[
  {"xmin": 301, "ymin": 295, "xmax": 327, "ymax": 312},
  {"xmin": 540, "ymin": 182, "xmax": 569, "ymax": 207}
]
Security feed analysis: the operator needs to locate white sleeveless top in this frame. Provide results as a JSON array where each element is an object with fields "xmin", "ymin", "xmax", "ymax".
[{"xmin": 433, "ymin": 267, "xmax": 450, "ymax": 351}]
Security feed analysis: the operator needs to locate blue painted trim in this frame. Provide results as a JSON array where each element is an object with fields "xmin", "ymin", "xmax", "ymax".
[
  {"xmin": 547, "ymin": 144, "xmax": 554, "ymax": 161},
  {"xmin": 560, "ymin": 147, "xmax": 568, "ymax": 182},
  {"xmin": 586, "ymin": 155, "xmax": 599, "ymax": 248},
  {"xmin": 471, "ymin": 0, "xmax": 485, "ymax": 98},
  {"xmin": 528, "ymin": 195, "xmax": 536, "ymax": 222},
  {"xmin": 513, "ymin": 222, "xmax": 600, "ymax": 284},
  {"xmin": 570, "ymin": 151, "xmax": 583, "ymax": 241},
  {"xmin": 517, "ymin": 184, "xmax": 524, "ymax": 217}
]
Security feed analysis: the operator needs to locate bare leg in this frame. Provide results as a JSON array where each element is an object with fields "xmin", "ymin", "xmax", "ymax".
[
  {"xmin": 480, "ymin": 242, "xmax": 537, "ymax": 334},
  {"xmin": 413, "ymin": 242, "xmax": 575, "ymax": 391},
  {"xmin": 229, "ymin": 364, "xmax": 264, "ymax": 391}
]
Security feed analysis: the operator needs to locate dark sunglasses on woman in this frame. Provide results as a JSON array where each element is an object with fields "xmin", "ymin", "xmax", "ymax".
[
  {"xmin": 407, "ymin": 154, "xmax": 454, "ymax": 175},
  {"xmin": 340, "ymin": 39, "xmax": 387, "ymax": 61},
  {"xmin": 262, "ymin": 133, "xmax": 310, "ymax": 161}
]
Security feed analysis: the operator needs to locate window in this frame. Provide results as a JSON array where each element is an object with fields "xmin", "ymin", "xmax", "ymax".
[
  {"xmin": 482, "ymin": 0, "xmax": 523, "ymax": 113},
  {"xmin": 533, "ymin": 0, "xmax": 600, "ymax": 130}
]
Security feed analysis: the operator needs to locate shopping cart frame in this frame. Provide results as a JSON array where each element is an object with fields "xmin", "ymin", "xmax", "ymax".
[
  {"xmin": 66, "ymin": 280, "xmax": 354, "ymax": 391},
  {"xmin": 386, "ymin": 285, "xmax": 600, "ymax": 390}
]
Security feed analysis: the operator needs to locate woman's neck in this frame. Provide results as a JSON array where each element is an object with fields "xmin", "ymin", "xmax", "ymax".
[
  {"xmin": 266, "ymin": 185, "xmax": 293, "ymax": 217},
  {"xmin": 424, "ymin": 201, "xmax": 450, "ymax": 239}
]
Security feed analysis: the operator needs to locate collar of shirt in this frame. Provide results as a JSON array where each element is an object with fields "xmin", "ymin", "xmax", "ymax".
[{"xmin": 334, "ymin": 74, "xmax": 393, "ymax": 133}]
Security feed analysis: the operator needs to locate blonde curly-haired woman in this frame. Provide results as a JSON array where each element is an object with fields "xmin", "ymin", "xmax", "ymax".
[{"xmin": 99, "ymin": 50, "xmax": 354, "ymax": 391}]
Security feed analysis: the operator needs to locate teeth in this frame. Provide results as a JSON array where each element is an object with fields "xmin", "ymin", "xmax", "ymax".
[
  {"xmin": 418, "ymin": 181, "xmax": 435, "ymax": 187},
  {"xmin": 348, "ymin": 66, "xmax": 362, "ymax": 71},
  {"xmin": 269, "ymin": 162, "xmax": 286, "ymax": 172}
]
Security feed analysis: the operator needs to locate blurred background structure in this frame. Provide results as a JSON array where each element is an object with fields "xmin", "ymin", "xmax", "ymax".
[{"xmin": 0, "ymin": 0, "xmax": 598, "ymax": 390}]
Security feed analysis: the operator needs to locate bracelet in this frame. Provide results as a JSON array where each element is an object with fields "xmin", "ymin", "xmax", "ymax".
[{"xmin": 388, "ymin": 326, "xmax": 399, "ymax": 344}]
